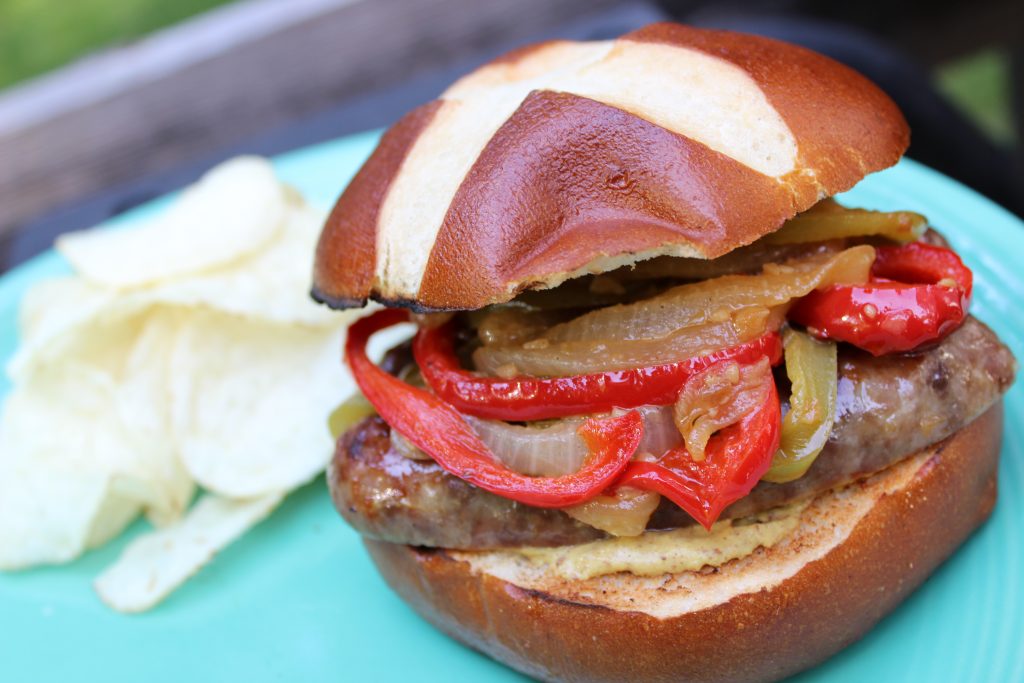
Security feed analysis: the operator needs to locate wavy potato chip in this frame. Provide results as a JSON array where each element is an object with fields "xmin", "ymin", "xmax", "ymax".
[
  {"xmin": 114, "ymin": 310, "xmax": 195, "ymax": 525},
  {"xmin": 13, "ymin": 202, "xmax": 336, "ymax": 382},
  {"xmin": 0, "ymin": 362, "xmax": 179, "ymax": 569},
  {"xmin": 7, "ymin": 278, "xmax": 129, "ymax": 380},
  {"xmin": 17, "ymin": 277, "xmax": 116, "ymax": 348},
  {"xmin": 0, "ymin": 307, "xmax": 194, "ymax": 568},
  {"xmin": 0, "ymin": 154, "xmax": 388, "ymax": 610},
  {"xmin": 138, "ymin": 201, "xmax": 340, "ymax": 327},
  {"xmin": 0, "ymin": 465, "xmax": 139, "ymax": 571},
  {"xmin": 57, "ymin": 157, "xmax": 286, "ymax": 288},
  {"xmin": 95, "ymin": 493, "xmax": 282, "ymax": 613},
  {"xmin": 169, "ymin": 310, "xmax": 349, "ymax": 497}
]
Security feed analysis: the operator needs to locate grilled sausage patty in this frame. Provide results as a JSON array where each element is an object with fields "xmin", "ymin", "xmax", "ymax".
[{"xmin": 329, "ymin": 316, "xmax": 1015, "ymax": 549}]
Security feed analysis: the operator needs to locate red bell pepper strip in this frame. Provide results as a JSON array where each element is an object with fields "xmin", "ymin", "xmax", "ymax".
[
  {"xmin": 873, "ymin": 241, "xmax": 973, "ymax": 297},
  {"xmin": 346, "ymin": 308, "xmax": 644, "ymax": 508},
  {"xmin": 613, "ymin": 361, "xmax": 782, "ymax": 530},
  {"xmin": 788, "ymin": 243, "xmax": 972, "ymax": 356},
  {"xmin": 414, "ymin": 322, "xmax": 783, "ymax": 421}
]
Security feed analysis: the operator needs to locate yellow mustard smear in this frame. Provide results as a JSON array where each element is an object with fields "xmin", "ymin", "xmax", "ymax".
[{"xmin": 515, "ymin": 503, "xmax": 806, "ymax": 580}]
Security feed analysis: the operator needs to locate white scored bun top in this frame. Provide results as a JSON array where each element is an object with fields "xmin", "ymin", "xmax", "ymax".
[{"xmin": 314, "ymin": 23, "xmax": 909, "ymax": 311}]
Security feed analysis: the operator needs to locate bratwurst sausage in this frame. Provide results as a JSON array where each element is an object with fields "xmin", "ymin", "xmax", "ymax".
[{"xmin": 329, "ymin": 316, "xmax": 1015, "ymax": 549}]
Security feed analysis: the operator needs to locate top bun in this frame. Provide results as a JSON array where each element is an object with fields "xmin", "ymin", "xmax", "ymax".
[{"xmin": 313, "ymin": 23, "xmax": 909, "ymax": 311}]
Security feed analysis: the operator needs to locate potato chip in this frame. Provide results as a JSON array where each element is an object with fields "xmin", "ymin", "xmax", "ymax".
[
  {"xmin": 0, "ymin": 467, "xmax": 136, "ymax": 571},
  {"xmin": 7, "ymin": 278, "xmax": 127, "ymax": 380},
  {"xmin": 94, "ymin": 493, "xmax": 282, "ymax": 613},
  {"xmin": 17, "ymin": 200, "xmax": 338, "ymax": 377},
  {"xmin": 11, "ymin": 206, "xmax": 339, "ymax": 380},
  {"xmin": 16, "ymin": 277, "xmax": 116, "ymax": 348},
  {"xmin": 0, "ymin": 364, "xmax": 153, "ymax": 569},
  {"xmin": 137, "ymin": 202, "xmax": 341, "ymax": 327},
  {"xmin": 114, "ymin": 310, "xmax": 195, "ymax": 525},
  {"xmin": 57, "ymin": 157, "xmax": 286, "ymax": 288},
  {"xmin": 0, "ymin": 154, "xmax": 391, "ymax": 609},
  {"xmin": 168, "ymin": 310, "xmax": 349, "ymax": 497},
  {"xmin": 0, "ymin": 310, "xmax": 194, "ymax": 570}
]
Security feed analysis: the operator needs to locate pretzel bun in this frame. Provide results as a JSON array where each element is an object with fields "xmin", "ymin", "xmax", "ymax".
[
  {"xmin": 363, "ymin": 404, "xmax": 1002, "ymax": 683},
  {"xmin": 313, "ymin": 23, "xmax": 909, "ymax": 311}
]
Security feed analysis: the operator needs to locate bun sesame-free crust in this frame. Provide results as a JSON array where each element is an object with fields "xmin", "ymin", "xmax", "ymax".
[
  {"xmin": 363, "ymin": 404, "xmax": 1002, "ymax": 683},
  {"xmin": 313, "ymin": 23, "xmax": 908, "ymax": 311}
]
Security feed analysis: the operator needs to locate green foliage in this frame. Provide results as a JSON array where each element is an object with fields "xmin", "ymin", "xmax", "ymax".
[
  {"xmin": 0, "ymin": 0, "xmax": 235, "ymax": 89},
  {"xmin": 936, "ymin": 49, "xmax": 1017, "ymax": 147}
]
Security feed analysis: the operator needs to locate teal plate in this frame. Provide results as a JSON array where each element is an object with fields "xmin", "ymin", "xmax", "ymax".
[{"xmin": 1, "ymin": 131, "xmax": 1022, "ymax": 683}]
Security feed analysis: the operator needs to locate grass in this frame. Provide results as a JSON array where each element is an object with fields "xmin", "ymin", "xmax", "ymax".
[{"xmin": 0, "ymin": 0, "xmax": 235, "ymax": 89}]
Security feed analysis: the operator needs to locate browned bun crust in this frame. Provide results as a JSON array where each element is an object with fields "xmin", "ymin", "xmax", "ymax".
[
  {"xmin": 314, "ymin": 23, "xmax": 908, "ymax": 311},
  {"xmin": 363, "ymin": 404, "xmax": 1002, "ymax": 683}
]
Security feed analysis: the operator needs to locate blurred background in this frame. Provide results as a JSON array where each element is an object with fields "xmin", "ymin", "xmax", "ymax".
[{"xmin": 0, "ymin": 0, "xmax": 1021, "ymax": 269}]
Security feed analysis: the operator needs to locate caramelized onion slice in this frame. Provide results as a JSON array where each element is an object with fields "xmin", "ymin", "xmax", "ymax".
[
  {"xmin": 390, "ymin": 429, "xmax": 432, "ymax": 460},
  {"xmin": 621, "ymin": 202, "xmax": 922, "ymax": 282},
  {"xmin": 470, "ymin": 307, "xmax": 572, "ymax": 347},
  {"xmin": 384, "ymin": 414, "xmax": 594, "ymax": 472},
  {"xmin": 634, "ymin": 405, "xmax": 683, "ymax": 457},
  {"xmin": 512, "ymin": 276, "xmax": 653, "ymax": 310},
  {"xmin": 563, "ymin": 487, "xmax": 661, "ymax": 537},
  {"xmin": 465, "ymin": 415, "xmax": 589, "ymax": 477},
  {"xmin": 673, "ymin": 358, "xmax": 772, "ymax": 462},
  {"xmin": 542, "ymin": 246, "xmax": 875, "ymax": 344},
  {"xmin": 464, "ymin": 406, "xmax": 686, "ymax": 478},
  {"xmin": 623, "ymin": 241, "xmax": 845, "ymax": 282},
  {"xmin": 473, "ymin": 308, "xmax": 785, "ymax": 377},
  {"xmin": 765, "ymin": 199, "xmax": 926, "ymax": 245}
]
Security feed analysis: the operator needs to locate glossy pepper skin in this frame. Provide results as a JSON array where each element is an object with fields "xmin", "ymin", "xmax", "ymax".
[
  {"xmin": 342, "ymin": 241, "xmax": 969, "ymax": 523},
  {"xmin": 789, "ymin": 243, "xmax": 972, "ymax": 356},
  {"xmin": 614, "ymin": 359, "xmax": 782, "ymax": 530},
  {"xmin": 346, "ymin": 309, "xmax": 644, "ymax": 508},
  {"xmin": 414, "ymin": 321, "xmax": 782, "ymax": 421},
  {"xmin": 762, "ymin": 329, "xmax": 837, "ymax": 484}
]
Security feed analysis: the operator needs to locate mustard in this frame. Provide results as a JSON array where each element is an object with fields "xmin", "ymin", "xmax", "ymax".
[{"xmin": 514, "ymin": 503, "xmax": 805, "ymax": 580}]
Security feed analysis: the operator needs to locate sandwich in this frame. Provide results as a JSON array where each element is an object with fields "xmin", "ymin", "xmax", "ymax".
[{"xmin": 311, "ymin": 23, "xmax": 1017, "ymax": 683}]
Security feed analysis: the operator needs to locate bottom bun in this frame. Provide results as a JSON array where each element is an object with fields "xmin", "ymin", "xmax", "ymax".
[{"xmin": 363, "ymin": 403, "xmax": 1003, "ymax": 683}]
